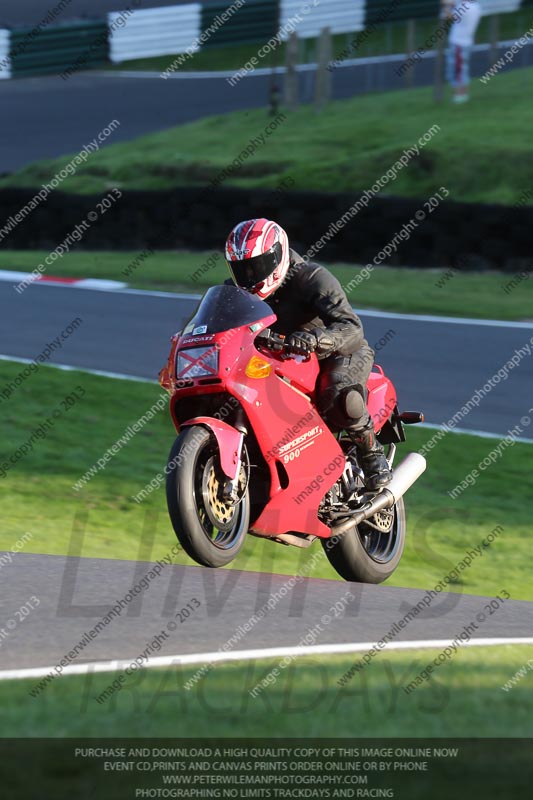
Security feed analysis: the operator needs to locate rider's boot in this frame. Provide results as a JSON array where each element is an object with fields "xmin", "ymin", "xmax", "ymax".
[{"xmin": 347, "ymin": 418, "xmax": 392, "ymax": 491}]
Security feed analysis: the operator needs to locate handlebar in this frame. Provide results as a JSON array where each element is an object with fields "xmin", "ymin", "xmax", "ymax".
[
  {"xmin": 256, "ymin": 329, "xmax": 285, "ymax": 350},
  {"xmin": 255, "ymin": 329, "xmax": 312, "ymax": 361}
]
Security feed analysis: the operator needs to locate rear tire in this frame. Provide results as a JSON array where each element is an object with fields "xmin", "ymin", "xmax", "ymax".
[
  {"xmin": 166, "ymin": 426, "xmax": 250, "ymax": 568},
  {"xmin": 322, "ymin": 498, "xmax": 406, "ymax": 584}
]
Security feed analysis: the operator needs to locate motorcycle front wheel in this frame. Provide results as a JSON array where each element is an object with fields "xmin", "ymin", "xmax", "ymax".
[
  {"xmin": 166, "ymin": 426, "xmax": 250, "ymax": 568},
  {"xmin": 321, "ymin": 497, "xmax": 406, "ymax": 584}
]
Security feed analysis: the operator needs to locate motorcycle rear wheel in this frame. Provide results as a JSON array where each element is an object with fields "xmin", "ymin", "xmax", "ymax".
[
  {"xmin": 166, "ymin": 426, "xmax": 250, "ymax": 568},
  {"xmin": 321, "ymin": 497, "xmax": 406, "ymax": 584}
]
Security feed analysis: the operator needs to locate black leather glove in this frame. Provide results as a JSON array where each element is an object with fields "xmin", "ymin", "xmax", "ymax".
[
  {"xmin": 286, "ymin": 330, "xmax": 318, "ymax": 354},
  {"xmin": 312, "ymin": 327, "xmax": 337, "ymax": 358}
]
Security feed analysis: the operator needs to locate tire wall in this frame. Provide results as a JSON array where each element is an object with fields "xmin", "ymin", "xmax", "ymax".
[{"xmin": 0, "ymin": 186, "xmax": 531, "ymax": 271}]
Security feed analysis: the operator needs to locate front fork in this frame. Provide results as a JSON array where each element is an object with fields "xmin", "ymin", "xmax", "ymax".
[{"xmin": 221, "ymin": 411, "xmax": 248, "ymax": 505}]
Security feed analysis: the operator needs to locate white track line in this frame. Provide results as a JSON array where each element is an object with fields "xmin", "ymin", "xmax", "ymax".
[
  {"xmin": 120, "ymin": 287, "xmax": 202, "ymax": 300},
  {"xmin": 0, "ymin": 271, "xmax": 126, "ymax": 291},
  {"xmin": 0, "ymin": 273, "xmax": 202, "ymax": 301},
  {"xmin": 0, "ymin": 270, "xmax": 40, "ymax": 282},
  {"xmin": 357, "ymin": 308, "xmax": 533, "ymax": 329},
  {"xmin": 418, "ymin": 422, "xmax": 533, "ymax": 445},
  {"xmin": 0, "ymin": 354, "xmax": 154, "ymax": 384},
  {"xmin": 3, "ymin": 637, "xmax": 533, "ymax": 682}
]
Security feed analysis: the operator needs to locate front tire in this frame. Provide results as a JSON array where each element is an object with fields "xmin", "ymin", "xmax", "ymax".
[
  {"xmin": 322, "ymin": 498, "xmax": 406, "ymax": 583},
  {"xmin": 166, "ymin": 426, "xmax": 250, "ymax": 568}
]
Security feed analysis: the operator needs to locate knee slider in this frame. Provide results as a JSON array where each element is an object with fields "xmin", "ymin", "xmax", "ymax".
[{"xmin": 342, "ymin": 387, "xmax": 366, "ymax": 422}]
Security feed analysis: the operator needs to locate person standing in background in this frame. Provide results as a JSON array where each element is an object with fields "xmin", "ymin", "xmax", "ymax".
[{"xmin": 443, "ymin": 0, "xmax": 482, "ymax": 103}]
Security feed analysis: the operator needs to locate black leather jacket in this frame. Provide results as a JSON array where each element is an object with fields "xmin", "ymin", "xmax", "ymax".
[{"xmin": 267, "ymin": 250, "xmax": 367, "ymax": 359}]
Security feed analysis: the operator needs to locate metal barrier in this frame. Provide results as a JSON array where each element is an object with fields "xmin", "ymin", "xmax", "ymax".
[
  {"xmin": 200, "ymin": 0, "xmax": 279, "ymax": 48},
  {"xmin": 279, "ymin": 0, "xmax": 365, "ymax": 39},
  {"xmin": 1, "ymin": 0, "xmax": 532, "ymax": 78},
  {"xmin": 109, "ymin": 4, "xmax": 201, "ymax": 62},
  {"xmin": 9, "ymin": 20, "xmax": 108, "ymax": 78},
  {"xmin": 0, "ymin": 29, "xmax": 10, "ymax": 79},
  {"xmin": 365, "ymin": 0, "xmax": 440, "ymax": 26}
]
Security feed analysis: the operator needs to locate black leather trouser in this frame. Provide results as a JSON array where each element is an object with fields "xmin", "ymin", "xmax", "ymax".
[{"xmin": 316, "ymin": 344, "xmax": 375, "ymax": 433}]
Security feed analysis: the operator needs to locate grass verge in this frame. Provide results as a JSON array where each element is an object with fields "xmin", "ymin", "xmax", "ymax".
[
  {"xmin": 1, "ymin": 68, "xmax": 533, "ymax": 203},
  {"xmin": 1, "ymin": 360, "xmax": 532, "ymax": 600},
  {"xmin": 2, "ymin": 645, "xmax": 532, "ymax": 737},
  {"xmin": 1, "ymin": 250, "xmax": 532, "ymax": 320}
]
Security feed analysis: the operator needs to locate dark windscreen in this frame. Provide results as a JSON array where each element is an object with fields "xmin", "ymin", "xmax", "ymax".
[{"xmin": 182, "ymin": 285, "xmax": 273, "ymax": 335}]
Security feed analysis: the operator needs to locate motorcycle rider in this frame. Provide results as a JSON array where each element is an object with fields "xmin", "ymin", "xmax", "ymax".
[{"xmin": 224, "ymin": 218, "xmax": 392, "ymax": 491}]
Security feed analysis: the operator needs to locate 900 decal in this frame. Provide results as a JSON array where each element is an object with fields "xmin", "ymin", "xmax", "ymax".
[
  {"xmin": 284, "ymin": 448, "xmax": 302, "ymax": 463},
  {"xmin": 281, "ymin": 426, "xmax": 323, "ymax": 463}
]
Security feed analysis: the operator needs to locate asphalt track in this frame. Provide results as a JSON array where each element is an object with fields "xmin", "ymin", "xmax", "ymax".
[
  {"xmin": 1, "ymin": 551, "xmax": 532, "ymax": 674},
  {"xmin": 1, "ymin": 280, "xmax": 532, "ymax": 437}
]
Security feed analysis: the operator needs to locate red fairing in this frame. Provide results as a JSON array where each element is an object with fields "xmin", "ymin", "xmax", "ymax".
[
  {"xmin": 161, "ymin": 286, "xmax": 399, "ymax": 540},
  {"xmin": 179, "ymin": 416, "xmax": 243, "ymax": 481},
  {"xmin": 367, "ymin": 370, "xmax": 397, "ymax": 433},
  {"xmin": 233, "ymin": 344, "xmax": 343, "ymax": 538}
]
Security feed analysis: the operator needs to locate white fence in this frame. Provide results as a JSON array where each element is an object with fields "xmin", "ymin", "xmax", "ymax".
[
  {"xmin": 1, "ymin": 1, "xmax": 530, "ymax": 78},
  {"xmin": 480, "ymin": 0, "xmax": 523, "ymax": 15},
  {"xmin": 108, "ymin": 4, "xmax": 201, "ymax": 63},
  {"xmin": 0, "ymin": 30, "xmax": 11, "ymax": 79},
  {"xmin": 104, "ymin": 1, "xmax": 533, "ymax": 65},
  {"xmin": 279, "ymin": 0, "xmax": 366, "ymax": 39}
]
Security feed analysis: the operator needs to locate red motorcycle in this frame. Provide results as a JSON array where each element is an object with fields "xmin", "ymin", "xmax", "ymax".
[{"xmin": 159, "ymin": 284, "xmax": 426, "ymax": 583}]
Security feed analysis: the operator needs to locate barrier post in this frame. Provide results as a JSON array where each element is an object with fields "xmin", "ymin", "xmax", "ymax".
[
  {"xmin": 315, "ymin": 26, "xmax": 332, "ymax": 112},
  {"xmin": 489, "ymin": 14, "xmax": 500, "ymax": 69},
  {"xmin": 434, "ymin": 34, "xmax": 446, "ymax": 103},
  {"xmin": 284, "ymin": 31, "xmax": 299, "ymax": 110},
  {"xmin": 405, "ymin": 18, "xmax": 416, "ymax": 88}
]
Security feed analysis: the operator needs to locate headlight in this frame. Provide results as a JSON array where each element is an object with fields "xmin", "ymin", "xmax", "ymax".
[{"xmin": 177, "ymin": 346, "xmax": 219, "ymax": 379}]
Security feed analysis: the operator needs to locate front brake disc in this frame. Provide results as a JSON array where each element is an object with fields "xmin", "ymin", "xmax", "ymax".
[{"xmin": 201, "ymin": 456, "xmax": 236, "ymax": 531}]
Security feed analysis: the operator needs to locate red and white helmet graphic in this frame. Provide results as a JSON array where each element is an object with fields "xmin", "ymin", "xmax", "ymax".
[{"xmin": 225, "ymin": 218, "xmax": 290, "ymax": 300}]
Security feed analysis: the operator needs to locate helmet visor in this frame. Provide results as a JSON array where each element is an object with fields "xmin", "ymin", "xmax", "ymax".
[{"xmin": 227, "ymin": 242, "xmax": 282, "ymax": 290}]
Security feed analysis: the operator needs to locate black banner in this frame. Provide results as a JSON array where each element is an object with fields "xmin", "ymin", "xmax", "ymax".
[{"xmin": 1, "ymin": 738, "xmax": 531, "ymax": 799}]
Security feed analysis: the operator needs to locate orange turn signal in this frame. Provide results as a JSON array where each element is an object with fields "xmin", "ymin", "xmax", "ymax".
[{"xmin": 245, "ymin": 356, "xmax": 272, "ymax": 379}]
